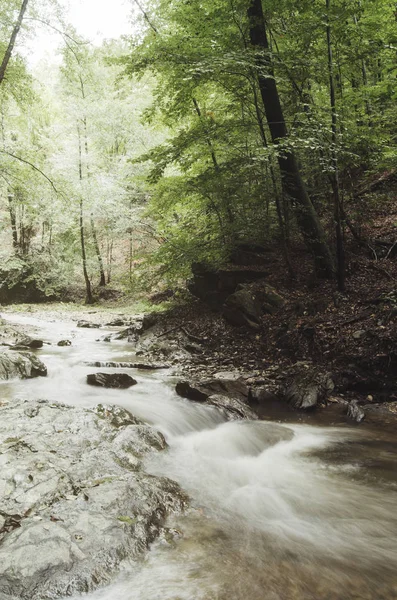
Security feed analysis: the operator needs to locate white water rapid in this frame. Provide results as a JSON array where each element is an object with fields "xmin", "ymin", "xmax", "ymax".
[{"xmin": 2, "ymin": 313, "xmax": 397, "ymax": 600}]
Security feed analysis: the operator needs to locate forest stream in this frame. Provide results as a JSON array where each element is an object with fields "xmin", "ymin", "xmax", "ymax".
[{"xmin": 2, "ymin": 312, "xmax": 397, "ymax": 600}]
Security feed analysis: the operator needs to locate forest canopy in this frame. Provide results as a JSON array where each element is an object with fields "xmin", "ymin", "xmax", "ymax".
[{"xmin": 1, "ymin": 0, "xmax": 396, "ymax": 302}]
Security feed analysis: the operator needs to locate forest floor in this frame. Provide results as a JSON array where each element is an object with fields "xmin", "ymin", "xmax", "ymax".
[{"xmin": 137, "ymin": 189, "xmax": 397, "ymax": 431}]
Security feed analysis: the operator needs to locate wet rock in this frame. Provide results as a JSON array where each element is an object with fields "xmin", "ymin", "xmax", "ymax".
[
  {"xmin": 57, "ymin": 340, "xmax": 72, "ymax": 347},
  {"xmin": 0, "ymin": 399, "xmax": 187, "ymax": 599},
  {"xmin": 0, "ymin": 351, "xmax": 47, "ymax": 380},
  {"xmin": 176, "ymin": 378, "xmax": 249, "ymax": 403},
  {"xmin": 223, "ymin": 288, "xmax": 262, "ymax": 329},
  {"xmin": 175, "ymin": 381, "xmax": 208, "ymax": 402},
  {"xmin": 84, "ymin": 361, "xmax": 169, "ymax": 370},
  {"xmin": 346, "ymin": 400, "xmax": 365, "ymax": 423},
  {"xmin": 13, "ymin": 336, "xmax": 43, "ymax": 349},
  {"xmin": 283, "ymin": 367, "xmax": 334, "ymax": 410},
  {"xmin": 95, "ymin": 403, "xmax": 142, "ymax": 427},
  {"xmin": 249, "ymin": 387, "xmax": 279, "ymax": 405},
  {"xmin": 87, "ymin": 373, "xmax": 137, "ymax": 389},
  {"xmin": 207, "ymin": 394, "xmax": 258, "ymax": 420},
  {"xmin": 77, "ymin": 321, "xmax": 101, "ymax": 329}
]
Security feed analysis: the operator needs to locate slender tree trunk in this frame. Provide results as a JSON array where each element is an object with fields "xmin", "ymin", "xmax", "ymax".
[
  {"xmin": 251, "ymin": 78, "xmax": 294, "ymax": 275},
  {"xmin": 83, "ymin": 117, "xmax": 106, "ymax": 286},
  {"xmin": 0, "ymin": 0, "xmax": 29, "ymax": 85},
  {"xmin": 248, "ymin": 0, "xmax": 335, "ymax": 278},
  {"xmin": 77, "ymin": 126, "xmax": 93, "ymax": 304},
  {"xmin": 7, "ymin": 191, "xmax": 18, "ymax": 250},
  {"xmin": 326, "ymin": 0, "xmax": 345, "ymax": 291},
  {"xmin": 90, "ymin": 215, "xmax": 106, "ymax": 286},
  {"xmin": 107, "ymin": 239, "xmax": 113, "ymax": 284},
  {"xmin": 129, "ymin": 233, "xmax": 133, "ymax": 284}
]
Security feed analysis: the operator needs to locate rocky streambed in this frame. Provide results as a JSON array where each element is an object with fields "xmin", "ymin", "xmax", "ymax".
[{"xmin": 1, "ymin": 310, "xmax": 397, "ymax": 600}]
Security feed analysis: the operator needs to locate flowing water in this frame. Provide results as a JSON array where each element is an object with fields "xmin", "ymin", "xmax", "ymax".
[{"xmin": 2, "ymin": 313, "xmax": 397, "ymax": 600}]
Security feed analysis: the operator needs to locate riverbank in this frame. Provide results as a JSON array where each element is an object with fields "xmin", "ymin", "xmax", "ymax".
[{"xmin": 1, "ymin": 310, "xmax": 397, "ymax": 600}]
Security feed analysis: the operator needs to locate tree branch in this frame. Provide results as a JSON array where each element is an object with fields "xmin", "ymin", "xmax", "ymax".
[{"xmin": 0, "ymin": 150, "xmax": 59, "ymax": 193}]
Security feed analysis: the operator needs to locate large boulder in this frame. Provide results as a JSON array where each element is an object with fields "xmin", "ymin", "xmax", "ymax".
[
  {"xmin": 223, "ymin": 288, "xmax": 262, "ymax": 329},
  {"xmin": 206, "ymin": 394, "xmax": 258, "ymax": 420},
  {"xmin": 0, "ymin": 351, "xmax": 47, "ymax": 380},
  {"xmin": 0, "ymin": 400, "xmax": 187, "ymax": 600},
  {"xmin": 283, "ymin": 367, "xmax": 334, "ymax": 410},
  {"xmin": 12, "ymin": 336, "xmax": 44, "ymax": 350},
  {"xmin": 187, "ymin": 262, "xmax": 269, "ymax": 310},
  {"xmin": 346, "ymin": 400, "xmax": 365, "ymax": 423},
  {"xmin": 222, "ymin": 284, "xmax": 284, "ymax": 329},
  {"xmin": 86, "ymin": 373, "xmax": 137, "ymax": 389}
]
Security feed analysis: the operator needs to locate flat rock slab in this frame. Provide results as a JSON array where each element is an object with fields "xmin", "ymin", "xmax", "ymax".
[
  {"xmin": 77, "ymin": 321, "xmax": 101, "ymax": 329},
  {"xmin": 176, "ymin": 378, "xmax": 249, "ymax": 403},
  {"xmin": 84, "ymin": 361, "xmax": 169, "ymax": 370},
  {"xmin": 87, "ymin": 373, "xmax": 137, "ymax": 388},
  {"xmin": 0, "ymin": 400, "xmax": 187, "ymax": 600},
  {"xmin": 0, "ymin": 351, "xmax": 47, "ymax": 380}
]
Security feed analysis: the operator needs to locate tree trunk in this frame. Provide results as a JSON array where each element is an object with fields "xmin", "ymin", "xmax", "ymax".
[
  {"xmin": 0, "ymin": 0, "xmax": 29, "ymax": 85},
  {"xmin": 248, "ymin": 0, "xmax": 335, "ymax": 278},
  {"xmin": 83, "ymin": 117, "xmax": 106, "ymax": 286},
  {"xmin": 107, "ymin": 239, "xmax": 113, "ymax": 284},
  {"xmin": 90, "ymin": 215, "xmax": 106, "ymax": 286},
  {"xmin": 326, "ymin": 0, "xmax": 345, "ymax": 291},
  {"xmin": 7, "ymin": 192, "xmax": 18, "ymax": 250},
  {"xmin": 78, "ymin": 126, "xmax": 93, "ymax": 304}
]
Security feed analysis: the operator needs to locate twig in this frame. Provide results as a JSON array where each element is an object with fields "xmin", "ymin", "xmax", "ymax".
[{"xmin": 385, "ymin": 240, "xmax": 397, "ymax": 260}]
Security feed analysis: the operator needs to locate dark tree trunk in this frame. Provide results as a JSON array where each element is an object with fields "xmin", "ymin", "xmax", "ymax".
[
  {"xmin": 0, "ymin": 0, "xmax": 29, "ymax": 85},
  {"xmin": 7, "ymin": 192, "xmax": 18, "ymax": 250},
  {"xmin": 90, "ymin": 215, "xmax": 106, "ymax": 286},
  {"xmin": 326, "ymin": 0, "xmax": 345, "ymax": 291},
  {"xmin": 83, "ymin": 117, "xmax": 106, "ymax": 286},
  {"xmin": 248, "ymin": 0, "xmax": 335, "ymax": 278},
  {"xmin": 78, "ymin": 126, "xmax": 93, "ymax": 304}
]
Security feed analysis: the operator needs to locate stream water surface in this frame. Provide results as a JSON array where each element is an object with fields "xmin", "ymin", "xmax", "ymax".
[{"xmin": 2, "ymin": 313, "xmax": 397, "ymax": 600}]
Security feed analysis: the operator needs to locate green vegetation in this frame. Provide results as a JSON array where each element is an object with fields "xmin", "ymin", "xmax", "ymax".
[{"xmin": 1, "ymin": 0, "xmax": 396, "ymax": 303}]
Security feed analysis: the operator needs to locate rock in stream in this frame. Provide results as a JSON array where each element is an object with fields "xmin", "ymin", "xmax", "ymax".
[
  {"xmin": 0, "ymin": 351, "xmax": 47, "ymax": 380},
  {"xmin": 0, "ymin": 400, "xmax": 187, "ymax": 600}
]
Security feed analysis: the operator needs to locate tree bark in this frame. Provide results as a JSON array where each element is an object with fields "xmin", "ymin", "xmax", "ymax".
[
  {"xmin": 248, "ymin": 0, "xmax": 335, "ymax": 278},
  {"xmin": 90, "ymin": 215, "xmax": 106, "ymax": 286},
  {"xmin": 7, "ymin": 192, "xmax": 19, "ymax": 250},
  {"xmin": 77, "ymin": 126, "xmax": 93, "ymax": 304},
  {"xmin": 83, "ymin": 117, "xmax": 106, "ymax": 286},
  {"xmin": 326, "ymin": 0, "xmax": 345, "ymax": 291},
  {"xmin": 0, "ymin": 0, "xmax": 29, "ymax": 85}
]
